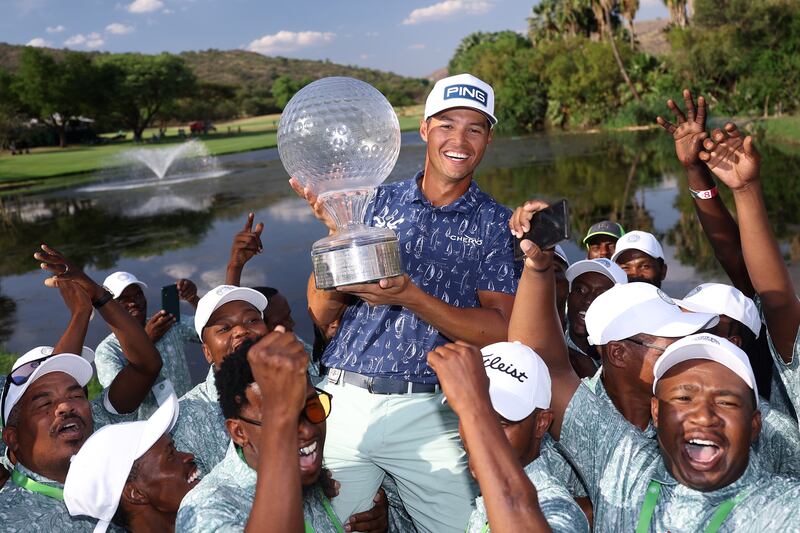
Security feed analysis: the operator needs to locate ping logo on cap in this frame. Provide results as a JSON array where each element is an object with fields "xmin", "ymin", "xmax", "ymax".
[
  {"xmin": 444, "ymin": 84, "xmax": 487, "ymax": 106},
  {"xmin": 483, "ymin": 354, "xmax": 528, "ymax": 383}
]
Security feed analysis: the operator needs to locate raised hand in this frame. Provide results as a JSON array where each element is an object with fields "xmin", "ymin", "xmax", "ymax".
[
  {"xmin": 657, "ymin": 89, "xmax": 709, "ymax": 168},
  {"xmin": 176, "ymin": 278, "xmax": 200, "ymax": 307},
  {"xmin": 230, "ymin": 212, "xmax": 264, "ymax": 268},
  {"xmin": 508, "ymin": 199, "xmax": 550, "ymax": 238},
  {"xmin": 56, "ymin": 277, "xmax": 93, "ymax": 317},
  {"xmin": 427, "ymin": 341, "xmax": 490, "ymax": 417},
  {"xmin": 246, "ymin": 326, "xmax": 309, "ymax": 420},
  {"xmin": 145, "ymin": 310, "xmax": 176, "ymax": 343},
  {"xmin": 289, "ymin": 177, "xmax": 337, "ymax": 233},
  {"xmin": 699, "ymin": 122, "xmax": 761, "ymax": 191},
  {"xmin": 34, "ymin": 244, "xmax": 104, "ymax": 299}
]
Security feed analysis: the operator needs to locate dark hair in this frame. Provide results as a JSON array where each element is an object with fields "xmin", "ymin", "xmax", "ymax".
[
  {"xmin": 111, "ymin": 457, "xmax": 144, "ymax": 528},
  {"xmin": 252, "ymin": 286, "xmax": 279, "ymax": 300},
  {"xmin": 215, "ymin": 339, "xmax": 258, "ymax": 420}
]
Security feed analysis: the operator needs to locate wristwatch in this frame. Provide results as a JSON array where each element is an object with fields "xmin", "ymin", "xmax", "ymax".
[{"xmin": 92, "ymin": 288, "xmax": 114, "ymax": 309}]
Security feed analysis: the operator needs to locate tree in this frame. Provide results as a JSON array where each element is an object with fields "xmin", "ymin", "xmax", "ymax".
[
  {"xmin": 100, "ymin": 53, "xmax": 196, "ymax": 142},
  {"xmin": 271, "ymin": 76, "xmax": 312, "ymax": 110},
  {"xmin": 663, "ymin": 0, "xmax": 688, "ymax": 27},
  {"xmin": 12, "ymin": 48, "xmax": 106, "ymax": 148},
  {"xmin": 620, "ymin": 0, "xmax": 639, "ymax": 49},
  {"xmin": 597, "ymin": 0, "xmax": 641, "ymax": 101},
  {"xmin": 0, "ymin": 69, "xmax": 23, "ymax": 150}
]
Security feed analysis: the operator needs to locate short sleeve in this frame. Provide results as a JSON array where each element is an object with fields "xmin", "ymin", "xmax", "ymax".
[
  {"xmin": 476, "ymin": 208, "xmax": 518, "ymax": 295},
  {"xmin": 93, "ymin": 334, "xmax": 125, "ymax": 388}
]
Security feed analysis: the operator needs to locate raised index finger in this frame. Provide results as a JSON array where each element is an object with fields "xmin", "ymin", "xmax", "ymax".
[{"xmin": 243, "ymin": 212, "xmax": 254, "ymax": 232}]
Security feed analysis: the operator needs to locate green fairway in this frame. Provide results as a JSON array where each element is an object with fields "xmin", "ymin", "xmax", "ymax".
[{"xmin": 0, "ymin": 107, "xmax": 423, "ymax": 185}]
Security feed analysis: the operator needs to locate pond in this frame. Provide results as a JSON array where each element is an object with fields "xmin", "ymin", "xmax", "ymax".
[{"xmin": 1, "ymin": 129, "xmax": 798, "ymax": 381}]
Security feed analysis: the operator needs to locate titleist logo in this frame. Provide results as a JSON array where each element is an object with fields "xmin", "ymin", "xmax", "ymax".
[{"xmin": 483, "ymin": 355, "xmax": 528, "ymax": 383}]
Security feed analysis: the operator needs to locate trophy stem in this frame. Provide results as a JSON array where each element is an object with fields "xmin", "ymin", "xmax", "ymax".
[{"xmin": 319, "ymin": 189, "xmax": 375, "ymax": 230}]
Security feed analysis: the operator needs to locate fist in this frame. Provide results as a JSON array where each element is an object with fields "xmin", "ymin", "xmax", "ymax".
[
  {"xmin": 427, "ymin": 341, "xmax": 490, "ymax": 416},
  {"xmin": 246, "ymin": 328, "xmax": 309, "ymax": 419}
]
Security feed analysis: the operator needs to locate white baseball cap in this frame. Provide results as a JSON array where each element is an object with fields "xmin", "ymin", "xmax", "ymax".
[
  {"xmin": 64, "ymin": 394, "xmax": 181, "ymax": 533},
  {"xmin": 2, "ymin": 346, "xmax": 95, "ymax": 426},
  {"xmin": 566, "ymin": 258, "xmax": 628, "ymax": 288},
  {"xmin": 585, "ymin": 282, "xmax": 719, "ymax": 346},
  {"xmin": 653, "ymin": 333, "xmax": 759, "ymax": 402},
  {"xmin": 194, "ymin": 285, "xmax": 268, "ymax": 339},
  {"xmin": 553, "ymin": 245, "xmax": 570, "ymax": 267},
  {"xmin": 103, "ymin": 271, "xmax": 148, "ymax": 299},
  {"xmin": 424, "ymin": 73, "xmax": 497, "ymax": 126},
  {"xmin": 611, "ymin": 230, "xmax": 664, "ymax": 262},
  {"xmin": 480, "ymin": 341, "xmax": 551, "ymax": 422},
  {"xmin": 675, "ymin": 283, "xmax": 761, "ymax": 338}
]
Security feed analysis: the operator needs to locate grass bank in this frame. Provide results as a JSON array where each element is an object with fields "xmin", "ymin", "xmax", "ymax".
[{"xmin": 0, "ymin": 105, "xmax": 424, "ymax": 188}]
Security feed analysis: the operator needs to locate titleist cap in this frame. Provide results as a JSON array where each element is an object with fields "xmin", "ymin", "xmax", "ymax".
[{"xmin": 480, "ymin": 341, "xmax": 551, "ymax": 422}]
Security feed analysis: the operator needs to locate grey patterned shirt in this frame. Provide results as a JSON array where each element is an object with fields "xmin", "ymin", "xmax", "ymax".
[
  {"xmin": 0, "ymin": 395, "xmax": 129, "ymax": 531},
  {"xmin": 765, "ymin": 310, "xmax": 800, "ymax": 421},
  {"xmin": 95, "ymin": 314, "xmax": 198, "ymax": 419},
  {"xmin": 560, "ymin": 383, "xmax": 800, "ymax": 532},
  {"xmin": 176, "ymin": 442, "xmax": 342, "ymax": 533},
  {"xmin": 466, "ymin": 448, "xmax": 589, "ymax": 533},
  {"xmin": 583, "ymin": 367, "xmax": 800, "ymax": 476}
]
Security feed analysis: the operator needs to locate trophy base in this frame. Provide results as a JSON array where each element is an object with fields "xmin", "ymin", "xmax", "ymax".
[{"xmin": 312, "ymin": 226, "xmax": 402, "ymax": 289}]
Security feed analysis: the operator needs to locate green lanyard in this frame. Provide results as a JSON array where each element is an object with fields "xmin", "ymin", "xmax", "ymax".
[
  {"xmin": 236, "ymin": 447, "xmax": 343, "ymax": 533},
  {"xmin": 635, "ymin": 480, "xmax": 746, "ymax": 533},
  {"xmin": 11, "ymin": 468, "xmax": 64, "ymax": 501}
]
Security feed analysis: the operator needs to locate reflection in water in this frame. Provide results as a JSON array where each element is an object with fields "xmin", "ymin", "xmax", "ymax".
[{"xmin": 0, "ymin": 131, "xmax": 797, "ymax": 356}]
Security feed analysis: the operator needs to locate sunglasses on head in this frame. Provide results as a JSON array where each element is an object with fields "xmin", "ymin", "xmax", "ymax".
[
  {"xmin": 1, "ymin": 352, "xmax": 56, "ymax": 425},
  {"xmin": 237, "ymin": 387, "xmax": 333, "ymax": 426}
]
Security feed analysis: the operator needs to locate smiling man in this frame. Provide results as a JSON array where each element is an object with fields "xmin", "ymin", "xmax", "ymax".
[{"xmin": 292, "ymin": 73, "xmax": 518, "ymax": 531}]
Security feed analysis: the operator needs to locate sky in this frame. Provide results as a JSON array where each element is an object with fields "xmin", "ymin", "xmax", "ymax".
[{"xmin": 1, "ymin": 0, "xmax": 669, "ymax": 77}]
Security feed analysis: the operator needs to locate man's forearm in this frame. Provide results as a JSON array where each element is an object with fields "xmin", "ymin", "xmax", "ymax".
[
  {"xmin": 307, "ymin": 273, "xmax": 351, "ymax": 328},
  {"xmin": 53, "ymin": 310, "xmax": 91, "ymax": 356},
  {"xmin": 685, "ymin": 164, "xmax": 754, "ymax": 295},
  {"xmin": 404, "ymin": 286, "xmax": 510, "ymax": 347},
  {"xmin": 247, "ymin": 415, "xmax": 304, "ymax": 533},
  {"xmin": 225, "ymin": 261, "xmax": 244, "ymax": 287},
  {"xmin": 460, "ymin": 404, "xmax": 551, "ymax": 533},
  {"xmin": 732, "ymin": 182, "xmax": 800, "ymax": 361}
]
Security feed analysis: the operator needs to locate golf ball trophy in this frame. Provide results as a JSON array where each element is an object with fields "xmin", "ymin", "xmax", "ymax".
[{"xmin": 278, "ymin": 77, "xmax": 403, "ymax": 289}]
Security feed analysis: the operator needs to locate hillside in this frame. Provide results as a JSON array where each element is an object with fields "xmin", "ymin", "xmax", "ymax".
[{"xmin": 0, "ymin": 43, "xmax": 429, "ymax": 101}]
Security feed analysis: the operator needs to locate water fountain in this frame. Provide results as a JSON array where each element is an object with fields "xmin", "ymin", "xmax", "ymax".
[{"xmin": 80, "ymin": 139, "xmax": 229, "ymax": 193}]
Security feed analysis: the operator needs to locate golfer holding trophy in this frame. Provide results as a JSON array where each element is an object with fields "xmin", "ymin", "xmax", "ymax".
[{"xmin": 282, "ymin": 74, "xmax": 518, "ymax": 533}]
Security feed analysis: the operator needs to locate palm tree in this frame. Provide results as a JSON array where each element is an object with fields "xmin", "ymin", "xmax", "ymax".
[
  {"xmin": 596, "ymin": 0, "xmax": 642, "ymax": 101},
  {"xmin": 663, "ymin": 0, "xmax": 688, "ymax": 27},
  {"xmin": 620, "ymin": 0, "xmax": 639, "ymax": 50}
]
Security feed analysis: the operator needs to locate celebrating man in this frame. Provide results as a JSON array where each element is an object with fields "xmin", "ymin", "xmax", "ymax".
[{"xmin": 293, "ymin": 73, "xmax": 518, "ymax": 531}]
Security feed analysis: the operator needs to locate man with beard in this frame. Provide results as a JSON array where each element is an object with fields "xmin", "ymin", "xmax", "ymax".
[
  {"xmin": 564, "ymin": 258, "xmax": 627, "ymax": 378},
  {"xmin": 95, "ymin": 271, "xmax": 200, "ymax": 419},
  {"xmin": 63, "ymin": 394, "xmax": 200, "ymax": 533},
  {"xmin": 611, "ymin": 230, "xmax": 668, "ymax": 287},
  {"xmin": 0, "ymin": 246, "xmax": 162, "ymax": 531},
  {"xmin": 176, "ymin": 331, "xmax": 351, "ymax": 532},
  {"xmin": 506, "ymin": 241, "xmax": 800, "ymax": 530}
]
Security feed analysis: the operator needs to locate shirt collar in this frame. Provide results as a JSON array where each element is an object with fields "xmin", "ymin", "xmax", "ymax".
[
  {"xmin": 408, "ymin": 171, "xmax": 480, "ymax": 214},
  {"xmin": 16, "ymin": 462, "xmax": 63, "ymax": 488},
  {"xmin": 650, "ymin": 451, "xmax": 762, "ymax": 502},
  {"xmin": 590, "ymin": 368, "xmax": 657, "ymax": 437}
]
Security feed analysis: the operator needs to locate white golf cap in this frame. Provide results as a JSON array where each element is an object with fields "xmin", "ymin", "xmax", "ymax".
[
  {"xmin": 103, "ymin": 271, "xmax": 148, "ymax": 299},
  {"xmin": 553, "ymin": 245, "xmax": 570, "ymax": 267},
  {"xmin": 675, "ymin": 283, "xmax": 761, "ymax": 338},
  {"xmin": 653, "ymin": 333, "xmax": 758, "ymax": 402},
  {"xmin": 194, "ymin": 285, "xmax": 268, "ymax": 340},
  {"xmin": 585, "ymin": 282, "xmax": 719, "ymax": 346},
  {"xmin": 480, "ymin": 341, "xmax": 551, "ymax": 422},
  {"xmin": 566, "ymin": 258, "xmax": 628, "ymax": 288},
  {"xmin": 424, "ymin": 73, "xmax": 497, "ymax": 126},
  {"xmin": 2, "ymin": 345, "xmax": 95, "ymax": 425},
  {"xmin": 611, "ymin": 230, "xmax": 664, "ymax": 262},
  {"xmin": 64, "ymin": 394, "xmax": 180, "ymax": 533}
]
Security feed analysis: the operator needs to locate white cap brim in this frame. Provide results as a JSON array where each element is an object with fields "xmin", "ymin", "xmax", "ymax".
[
  {"xmin": 195, "ymin": 286, "xmax": 268, "ymax": 339},
  {"xmin": 566, "ymin": 260, "xmax": 627, "ymax": 287}
]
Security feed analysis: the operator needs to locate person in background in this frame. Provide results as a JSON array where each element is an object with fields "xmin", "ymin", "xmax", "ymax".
[
  {"xmin": 63, "ymin": 395, "xmax": 199, "ymax": 533},
  {"xmin": 0, "ymin": 245, "xmax": 162, "ymax": 531},
  {"xmin": 611, "ymin": 230, "xmax": 668, "ymax": 287},
  {"xmin": 458, "ymin": 341, "xmax": 589, "ymax": 533},
  {"xmin": 95, "ymin": 271, "xmax": 200, "ymax": 419},
  {"xmin": 564, "ymin": 258, "xmax": 627, "ymax": 378},
  {"xmin": 583, "ymin": 220, "xmax": 625, "ymax": 260}
]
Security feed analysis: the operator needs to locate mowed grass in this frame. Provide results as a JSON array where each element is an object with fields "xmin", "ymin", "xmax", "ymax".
[{"xmin": 0, "ymin": 106, "xmax": 423, "ymax": 183}]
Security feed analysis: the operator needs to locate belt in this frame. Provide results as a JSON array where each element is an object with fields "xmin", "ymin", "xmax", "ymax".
[{"xmin": 328, "ymin": 369, "xmax": 440, "ymax": 395}]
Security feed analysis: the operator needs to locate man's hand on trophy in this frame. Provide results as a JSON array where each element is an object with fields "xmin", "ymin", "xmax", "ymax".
[
  {"xmin": 289, "ymin": 177, "xmax": 337, "ymax": 234},
  {"xmin": 337, "ymin": 274, "xmax": 416, "ymax": 307}
]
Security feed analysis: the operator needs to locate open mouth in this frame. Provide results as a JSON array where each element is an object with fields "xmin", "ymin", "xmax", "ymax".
[
  {"xmin": 443, "ymin": 150, "xmax": 470, "ymax": 162},
  {"xmin": 186, "ymin": 466, "xmax": 200, "ymax": 486},
  {"xmin": 55, "ymin": 419, "xmax": 83, "ymax": 440},
  {"xmin": 298, "ymin": 440, "xmax": 319, "ymax": 471},
  {"xmin": 684, "ymin": 438, "xmax": 722, "ymax": 468}
]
